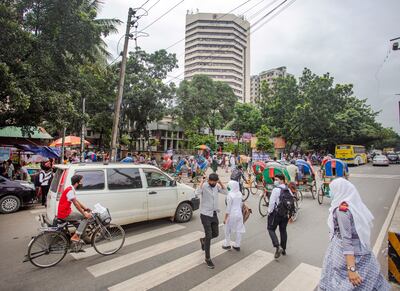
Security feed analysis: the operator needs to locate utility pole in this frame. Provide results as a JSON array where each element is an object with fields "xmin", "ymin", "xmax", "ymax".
[
  {"xmin": 110, "ymin": 8, "xmax": 136, "ymax": 162},
  {"xmin": 80, "ymin": 96, "xmax": 86, "ymax": 162}
]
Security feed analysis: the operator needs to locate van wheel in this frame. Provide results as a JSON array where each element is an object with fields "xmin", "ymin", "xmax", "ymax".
[
  {"xmin": 175, "ymin": 202, "xmax": 193, "ymax": 223},
  {"xmin": 0, "ymin": 195, "xmax": 21, "ymax": 214}
]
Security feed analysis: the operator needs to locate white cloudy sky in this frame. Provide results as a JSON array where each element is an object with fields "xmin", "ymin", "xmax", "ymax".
[{"xmin": 98, "ymin": 0, "xmax": 400, "ymax": 133}]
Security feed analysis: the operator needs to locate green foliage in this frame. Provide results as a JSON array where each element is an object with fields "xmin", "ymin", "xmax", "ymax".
[
  {"xmin": 258, "ymin": 68, "xmax": 390, "ymax": 151},
  {"xmin": 186, "ymin": 131, "xmax": 217, "ymax": 150},
  {"xmin": 0, "ymin": 1, "xmax": 120, "ymax": 133},
  {"xmin": 231, "ymin": 102, "xmax": 262, "ymax": 135},
  {"xmin": 256, "ymin": 125, "xmax": 274, "ymax": 153},
  {"xmin": 176, "ymin": 75, "xmax": 237, "ymax": 135},
  {"xmin": 120, "ymin": 47, "xmax": 178, "ymax": 141}
]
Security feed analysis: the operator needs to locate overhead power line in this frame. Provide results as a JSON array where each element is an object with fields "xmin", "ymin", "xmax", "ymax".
[
  {"xmin": 138, "ymin": 0, "xmax": 152, "ymax": 9},
  {"xmin": 249, "ymin": 0, "xmax": 288, "ymax": 29},
  {"xmin": 139, "ymin": 0, "xmax": 186, "ymax": 33},
  {"xmin": 251, "ymin": 0, "xmax": 297, "ymax": 33},
  {"xmin": 247, "ymin": 0, "xmax": 280, "ymax": 20},
  {"xmin": 165, "ymin": 0, "xmax": 298, "ymax": 85},
  {"xmin": 164, "ymin": 0, "xmax": 254, "ymax": 51},
  {"xmin": 147, "ymin": 0, "xmax": 161, "ymax": 12}
]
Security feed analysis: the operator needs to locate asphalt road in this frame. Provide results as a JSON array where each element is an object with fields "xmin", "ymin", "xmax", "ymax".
[{"xmin": 1, "ymin": 164, "xmax": 400, "ymax": 291}]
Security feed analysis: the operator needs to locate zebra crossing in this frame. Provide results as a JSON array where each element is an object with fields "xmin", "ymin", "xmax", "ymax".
[{"xmin": 76, "ymin": 224, "xmax": 322, "ymax": 291}]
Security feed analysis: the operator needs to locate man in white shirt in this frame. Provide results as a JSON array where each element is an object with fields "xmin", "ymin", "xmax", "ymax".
[
  {"xmin": 286, "ymin": 160, "xmax": 299, "ymax": 184},
  {"xmin": 196, "ymin": 173, "xmax": 227, "ymax": 269}
]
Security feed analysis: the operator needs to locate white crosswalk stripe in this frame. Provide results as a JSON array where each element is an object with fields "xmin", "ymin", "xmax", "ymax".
[
  {"xmin": 30, "ymin": 208, "xmax": 46, "ymax": 214},
  {"xmin": 273, "ymin": 262, "xmax": 321, "ymax": 291},
  {"xmin": 108, "ymin": 241, "xmax": 227, "ymax": 291},
  {"xmin": 87, "ymin": 231, "xmax": 203, "ymax": 277},
  {"xmin": 71, "ymin": 224, "xmax": 185, "ymax": 260},
  {"xmin": 190, "ymin": 250, "xmax": 274, "ymax": 291}
]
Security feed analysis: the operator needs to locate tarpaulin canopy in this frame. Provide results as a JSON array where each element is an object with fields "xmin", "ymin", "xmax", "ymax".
[
  {"xmin": 49, "ymin": 135, "xmax": 90, "ymax": 147},
  {"xmin": 15, "ymin": 145, "xmax": 61, "ymax": 159}
]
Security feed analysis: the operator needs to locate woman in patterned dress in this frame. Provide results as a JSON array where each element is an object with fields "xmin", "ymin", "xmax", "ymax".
[{"xmin": 319, "ymin": 178, "xmax": 390, "ymax": 290}]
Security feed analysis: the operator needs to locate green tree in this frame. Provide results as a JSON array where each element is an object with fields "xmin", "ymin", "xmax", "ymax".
[
  {"xmin": 258, "ymin": 68, "xmax": 386, "ymax": 151},
  {"xmin": 256, "ymin": 125, "xmax": 274, "ymax": 153},
  {"xmin": 120, "ymin": 48, "xmax": 178, "ymax": 148},
  {"xmin": 231, "ymin": 102, "xmax": 262, "ymax": 135},
  {"xmin": 176, "ymin": 75, "xmax": 237, "ymax": 135},
  {"xmin": 0, "ymin": 1, "xmax": 120, "ymax": 133}
]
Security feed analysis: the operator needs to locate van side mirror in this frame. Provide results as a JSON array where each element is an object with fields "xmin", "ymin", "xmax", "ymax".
[{"xmin": 171, "ymin": 180, "xmax": 177, "ymax": 187}]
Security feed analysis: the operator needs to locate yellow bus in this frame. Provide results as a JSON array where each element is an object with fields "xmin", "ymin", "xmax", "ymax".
[{"xmin": 335, "ymin": 145, "xmax": 367, "ymax": 166}]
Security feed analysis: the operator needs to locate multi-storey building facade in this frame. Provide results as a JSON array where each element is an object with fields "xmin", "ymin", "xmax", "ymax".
[
  {"xmin": 184, "ymin": 12, "xmax": 250, "ymax": 102},
  {"xmin": 249, "ymin": 66, "xmax": 288, "ymax": 103}
]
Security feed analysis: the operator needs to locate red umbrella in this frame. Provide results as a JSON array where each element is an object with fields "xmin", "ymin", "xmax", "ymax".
[{"xmin": 49, "ymin": 136, "xmax": 90, "ymax": 147}]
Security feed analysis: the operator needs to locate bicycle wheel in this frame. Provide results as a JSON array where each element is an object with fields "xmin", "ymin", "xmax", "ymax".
[
  {"xmin": 242, "ymin": 188, "xmax": 250, "ymax": 202},
  {"xmin": 258, "ymin": 194, "xmax": 269, "ymax": 217},
  {"xmin": 317, "ymin": 187, "xmax": 324, "ymax": 205},
  {"xmin": 291, "ymin": 199, "xmax": 299, "ymax": 222},
  {"xmin": 311, "ymin": 180, "xmax": 317, "ymax": 200},
  {"xmin": 28, "ymin": 231, "xmax": 69, "ymax": 268},
  {"xmin": 92, "ymin": 224, "xmax": 125, "ymax": 256},
  {"xmin": 249, "ymin": 179, "xmax": 258, "ymax": 195}
]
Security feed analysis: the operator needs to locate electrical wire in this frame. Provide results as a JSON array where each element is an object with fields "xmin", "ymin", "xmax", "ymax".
[
  {"xmin": 249, "ymin": 0, "xmax": 288, "ymax": 29},
  {"xmin": 165, "ymin": 0, "xmax": 297, "ymax": 84},
  {"xmin": 139, "ymin": 0, "xmax": 186, "ymax": 33},
  {"xmin": 147, "ymin": 0, "xmax": 161, "ymax": 12},
  {"xmin": 138, "ymin": 0, "xmax": 152, "ymax": 9},
  {"xmin": 164, "ymin": 0, "xmax": 254, "ymax": 51},
  {"xmin": 247, "ymin": 0, "xmax": 280, "ymax": 20},
  {"xmin": 251, "ymin": 0, "xmax": 297, "ymax": 33}
]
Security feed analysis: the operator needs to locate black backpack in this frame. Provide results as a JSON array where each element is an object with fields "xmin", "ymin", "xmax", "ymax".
[{"xmin": 276, "ymin": 188, "xmax": 296, "ymax": 217}]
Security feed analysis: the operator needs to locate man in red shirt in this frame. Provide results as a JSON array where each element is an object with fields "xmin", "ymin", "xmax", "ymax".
[{"xmin": 57, "ymin": 175, "xmax": 92, "ymax": 242}]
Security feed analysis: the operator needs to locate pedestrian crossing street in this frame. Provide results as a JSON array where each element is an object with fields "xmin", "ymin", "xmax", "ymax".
[{"xmin": 74, "ymin": 223, "xmax": 322, "ymax": 291}]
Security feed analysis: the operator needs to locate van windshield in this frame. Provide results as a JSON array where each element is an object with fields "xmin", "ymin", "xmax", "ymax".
[{"xmin": 50, "ymin": 169, "xmax": 63, "ymax": 192}]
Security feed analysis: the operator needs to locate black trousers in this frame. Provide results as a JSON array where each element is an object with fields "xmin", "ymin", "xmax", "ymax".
[
  {"xmin": 200, "ymin": 212, "xmax": 219, "ymax": 259},
  {"xmin": 267, "ymin": 211, "xmax": 289, "ymax": 250},
  {"xmin": 41, "ymin": 185, "xmax": 50, "ymax": 206}
]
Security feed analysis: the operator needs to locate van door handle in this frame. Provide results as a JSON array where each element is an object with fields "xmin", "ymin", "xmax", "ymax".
[{"xmin": 149, "ymin": 191, "xmax": 157, "ymax": 195}]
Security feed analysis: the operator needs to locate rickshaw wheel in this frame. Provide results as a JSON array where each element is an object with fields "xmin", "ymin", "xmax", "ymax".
[
  {"xmin": 242, "ymin": 188, "xmax": 250, "ymax": 202},
  {"xmin": 258, "ymin": 193, "xmax": 269, "ymax": 217},
  {"xmin": 311, "ymin": 181, "xmax": 317, "ymax": 200},
  {"xmin": 317, "ymin": 187, "xmax": 324, "ymax": 205}
]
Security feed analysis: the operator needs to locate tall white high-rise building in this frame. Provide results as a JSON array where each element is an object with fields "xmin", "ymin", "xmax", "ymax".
[{"xmin": 184, "ymin": 12, "xmax": 250, "ymax": 102}]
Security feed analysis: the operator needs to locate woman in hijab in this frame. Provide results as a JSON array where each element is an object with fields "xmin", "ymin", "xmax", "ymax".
[
  {"xmin": 222, "ymin": 180, "xmax": 245, "ymax": 251},
  {"xmin": 319, "ymin": 178, "xmax": 390, "ymax": 290}
]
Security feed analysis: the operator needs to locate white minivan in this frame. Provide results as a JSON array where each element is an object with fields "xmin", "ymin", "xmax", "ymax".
[{"xmin": 45, "ymin": 163, "xmax": 199, "ymax": 225}]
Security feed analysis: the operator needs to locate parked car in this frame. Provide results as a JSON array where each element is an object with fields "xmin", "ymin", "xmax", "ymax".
[
  {"xmin": 45, "ymin": 163, "xmax": 200, "ymax": 226},
  {"xmin": 386, "ymin": 152, "xmax": 400, "ymax": 164},
  {"xmin": 0, "ymin": 176, "xmax": 36, "ymax": 214},
  {"xmin": 372, "ymin": 155, "xmax": 389, "ymax": 167}
]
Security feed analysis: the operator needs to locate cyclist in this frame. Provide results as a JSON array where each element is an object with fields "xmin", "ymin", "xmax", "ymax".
[
  {"xmin": 230, "ymin": 165, "xmax": 246, "ymax": 192},
  {"xmin": 57, "ymin": 174, "xmax": 92, "ymax": 242}
]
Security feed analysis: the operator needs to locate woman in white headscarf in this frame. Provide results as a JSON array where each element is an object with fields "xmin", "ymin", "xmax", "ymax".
[
  {"xmin": 319, "ymin": 178, "xmax": 390, "ymax": 290},
  {"xmin": 222, "ymin": 180, "xmax": 245, "ymax": 251}
]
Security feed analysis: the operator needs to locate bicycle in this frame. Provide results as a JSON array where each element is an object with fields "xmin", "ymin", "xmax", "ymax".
[
  {"xmin": 242, "ymin": 174, "xmax": 264, "ymax": 202},
  {"xmin": 24, "ymin": 211, "xmax": 125, "ymax": 268},
  {"xmin": 258, "ymin": 188, "xmax": 300, "ymax": 221}
]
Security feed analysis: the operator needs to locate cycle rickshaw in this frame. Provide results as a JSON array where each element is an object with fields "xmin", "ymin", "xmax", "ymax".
[
  {"xmin": 242, "ymin": 161, "xmax": 266, "ymax": 201},
  {"xmin": 258, "ymin": 164, "xmax": 297, "ymax": 218},
  {"xmin": 318, "ymin": 159, "xmax": 349, "ymax": 204},
  {"xmin": 296, "ymin": 160, "xmax": 317, "ymax": 199}
]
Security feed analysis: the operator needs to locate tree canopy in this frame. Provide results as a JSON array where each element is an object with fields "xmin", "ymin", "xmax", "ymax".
[
  {"xmin": 258, "ymin": 68, "xmax": 398, "ymax": 151},
  {"xmin": 176, "ymin": 75, "xmax": 237, "ymax": 135}
]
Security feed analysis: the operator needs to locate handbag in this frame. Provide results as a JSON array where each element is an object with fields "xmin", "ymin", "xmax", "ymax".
[{"xmin": 242, "ymin": 203, "xmax": 252, "ymax": 223}]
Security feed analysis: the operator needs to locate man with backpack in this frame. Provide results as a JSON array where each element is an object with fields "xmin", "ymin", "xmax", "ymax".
[{"xmin": 267, "ymin": 174, "xmax": 296, "ymax": 259}]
